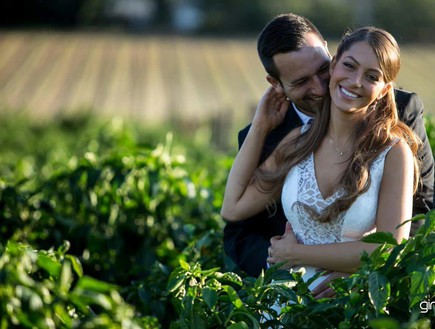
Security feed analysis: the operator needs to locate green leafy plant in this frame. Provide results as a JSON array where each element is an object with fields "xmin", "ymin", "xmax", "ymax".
[
  {"xmin": 0, "ymin": 239, "xmax": 150, "ymax": 328},
  {"xmin": 168, "ymin": 211, "xmax": 435, "ymax": 328},
  {"xmin": 1, "ymin": 114, "xmax": 434, "ymax": 327},
  {"xmin": 0, "ymin": 115, "xmax": 231, "ymax": 326},
  {"xmin": 424, "ymin": 115, "xmax": 435, "ymax": 155}
]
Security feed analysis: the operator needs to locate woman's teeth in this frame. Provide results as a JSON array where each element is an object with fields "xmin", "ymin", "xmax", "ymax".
[{"xmin": 341, "ymin": 87, "xmax": 358, "ymax": 98}]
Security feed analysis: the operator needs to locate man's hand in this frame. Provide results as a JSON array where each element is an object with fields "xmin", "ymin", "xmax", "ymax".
[
  {"xmin": 252, "ymin": 86, "xmax": 289, "ymax": 135},
  {"xmin": 311, "ymin": 271, "xmax": 349, "ymax": 299},
  {"xmin": 267, "ymin": 222, "xmax": 298, "ymax": 268}
]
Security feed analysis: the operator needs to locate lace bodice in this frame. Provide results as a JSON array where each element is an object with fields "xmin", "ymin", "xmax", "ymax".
[{"xmin": 282, "ymin": 129, "xmax": 399, "ymax": 246}]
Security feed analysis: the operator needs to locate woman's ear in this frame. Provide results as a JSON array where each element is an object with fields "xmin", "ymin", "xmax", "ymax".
[{"xmin": 266, "ymin": 75, "xmax": 283, "ymax": 93}]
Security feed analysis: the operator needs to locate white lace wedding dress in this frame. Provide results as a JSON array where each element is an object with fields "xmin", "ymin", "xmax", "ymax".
[{"xmin": 281, "ymin": 127, "xmax": 399, "ymax": 290}]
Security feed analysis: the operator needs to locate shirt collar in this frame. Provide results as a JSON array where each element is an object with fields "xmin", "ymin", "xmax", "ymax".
[{"xmin": 292, "ymin": 103, "xmax": 313, "ymax": 125}]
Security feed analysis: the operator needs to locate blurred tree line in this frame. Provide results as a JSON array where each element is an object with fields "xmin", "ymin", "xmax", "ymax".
[{"xmin": 0, "ymin": 0, "xmax": 434, "ymax": 42}]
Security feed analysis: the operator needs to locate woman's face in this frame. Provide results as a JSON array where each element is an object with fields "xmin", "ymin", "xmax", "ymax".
[{"xmin": 329, "ymin": 41, "xmax": 392, "ymax": 115}]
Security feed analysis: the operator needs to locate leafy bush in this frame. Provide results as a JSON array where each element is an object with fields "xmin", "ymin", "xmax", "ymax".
[
  {"xmin": 0, "ymin": 114, "xmax": 434, "ymax": 327},
  {"xmin": 0, "ymin": 240, "xmax": 147, "ymax": 328},
  {"xmin": 424, "ymin": 115, "xmax": 435, "ymax": 155},
  {"xmin": 168, "ymin": 212, "xmax": 435, "ymax": 328},
  {"xmin": 0, "ymin": 115, "xmax": 231, "ymax": 326}
]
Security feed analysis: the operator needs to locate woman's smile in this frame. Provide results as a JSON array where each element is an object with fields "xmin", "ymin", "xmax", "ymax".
[{"xmin": 339, "ymin": 85, "xmax": 360, "ymax": 99}]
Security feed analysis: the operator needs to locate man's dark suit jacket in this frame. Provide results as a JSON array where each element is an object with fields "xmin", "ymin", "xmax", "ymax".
[{"xmin": 223, "ymin": 89, "xmax": 434, "ymax": 277}]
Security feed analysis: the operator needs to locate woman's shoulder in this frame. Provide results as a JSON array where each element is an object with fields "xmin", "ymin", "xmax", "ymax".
[
  {"xmin": 384, "ymin": 138, "xmax": 413, "ymax": 168},
  {"xmin": 370, "ymin": 138, "xmax": 412, "ymax": 173},
  {"xmin": 390, "ymin": 138, "xmax": 412, "ymax": 154}
]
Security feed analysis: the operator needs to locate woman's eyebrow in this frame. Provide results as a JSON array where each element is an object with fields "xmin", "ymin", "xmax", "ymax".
[{"xmin": 345, "ymin": 55, "xmax": 382, "ymax": 74}]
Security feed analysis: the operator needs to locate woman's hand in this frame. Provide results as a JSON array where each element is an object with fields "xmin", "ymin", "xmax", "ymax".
[
  {"xmin": 267, "ymin": 222, "xmax": 299, "ymax": 268},
  {"xmin": 221, "ymin": 88, "xmax": 287, "ymax": 221},
  {"xmin": 312, "ymin": 271, "xmax": 349, "ymax": 299},
  {"xmin": 252, "ymin": 86, "xmax": 289, "ymax": 134}
]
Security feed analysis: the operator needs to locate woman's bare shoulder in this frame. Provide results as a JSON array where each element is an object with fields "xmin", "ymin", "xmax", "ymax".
[{"xmin": 384, "ymin": 139, "xmax": 414, "ymax": 170}]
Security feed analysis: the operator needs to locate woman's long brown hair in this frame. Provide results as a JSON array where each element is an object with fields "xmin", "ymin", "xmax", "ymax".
[{"xmin": 254, "ymin": 27, "xmax": 421, "ymax": 222}]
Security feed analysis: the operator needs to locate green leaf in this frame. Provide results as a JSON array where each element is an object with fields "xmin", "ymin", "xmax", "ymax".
[
  {"xmin": 254, "ymin": 270, "xmax": 264, "ymax": 290},
  {"xmin": 232, "ymin": 312, "xmax": 261, "ymax": 329},
  {"xmin": 75, "ymin": 275, "xmax": 117, "ymax": 293},
  {"xmin": 191, "ymin": 303, "xmax": 206, "ymax": 329},
  {"xmin": 201, "ymin": 267, "xmax": 220, "ymax": 277},
  {"xmin": 369, "ymin": 318, "xmax": 400, "ymax": 329},
  {"xmin": 66, "ymin": 254, "xmax": 83, "ymax": 277},
  {"xmin": 202, "ymin": 286, "xmax": 218, "ymax": 310},
  {"xmin": 179, "ymin": 259, "xmax": 190, "ymax": 271},
  {"xmin": 37, "ymin": 254, "xmax": 62, "ymax": 279},
  {"xmin": 368, "ymin": 272, "xmax": 390, "ymax": 315},
  {"xmin": 362, "ymin": 232, "xmax": 398, "ymax": 245},
  {"xmin": 408, "ymin": 318, "xmax": 431, "ymax": 329},
  {"xmin": 421, "ymin": 243, "xmax": 435, "ymax": 260},
  {"xmin": 222, "ymin": 285, "xmax": 244, "ymax": 309},
  {"xmin": 54, "ymin": 304, "xmax": 73, "ymax": 327},
  {"xmin": 72, "ymin": 290, "xmax": 113, "ymax": 310},
  {"xmin": 58, "ymin": 240, "xmax": 71, "ymax": 254},
  {"xmin": 310, "ymin": 301, "xmax": 341, "ymax": 313},
  {"xmin": 384, "ymin": 243, "xmax": 406, "ymax": 269},
  {"xmin": 60, "ymin": 260, "xmax": 72, "ymax": 293},
  {"xmin": 424, "ymin": 209, "xmax": 435, "ymax": 232},
  {"xmin": 167, "ymin": 268, "xmax": 187, "ymax": 293},
  {"xmin": 410, "ymin": 213, "xmax": 426, "ymax": 227},
  {"xmin": 220, "ymin": 272, "xmax": 243, "ymax": 286},
  {"xmin": 409, "ymin": 269, "xmax": 435, "ymax": 308},
  {"xmin": 227, "ymin": 322, "xmax": 249, "ymax": 329}
]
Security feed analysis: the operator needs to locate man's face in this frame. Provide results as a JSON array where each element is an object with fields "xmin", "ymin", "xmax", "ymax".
[{"xmin": 268, "ymin": 33, "xmax": 331, "ymax": 115}]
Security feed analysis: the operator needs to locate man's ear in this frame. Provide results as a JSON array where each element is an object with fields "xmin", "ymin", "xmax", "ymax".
[
  {"xmin": 266, "ymin": 75, "xmax": 282, "ymax": 93},
  {"xmin": 324, "ymin": 40, "xmax": 332, "ymax": 59}
]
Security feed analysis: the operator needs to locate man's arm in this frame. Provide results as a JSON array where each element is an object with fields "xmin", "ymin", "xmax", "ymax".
[
  {"xmin": 395, "ymin": 89, "xmax": 434, "ymax": 218},
  {"xmin": 223, "ymin": 209, "xmax": 286, "ymax": 276}
]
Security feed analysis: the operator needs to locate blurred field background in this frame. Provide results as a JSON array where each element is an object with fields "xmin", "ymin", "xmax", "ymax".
[{"xmin": 1, "ymin": 0, "xmax": 435, "ymax": 149}]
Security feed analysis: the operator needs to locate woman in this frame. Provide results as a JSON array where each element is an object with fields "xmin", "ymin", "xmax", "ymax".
[{"xmin": 221, "ymin": 27, "xmax": 420, "ymax": 286}]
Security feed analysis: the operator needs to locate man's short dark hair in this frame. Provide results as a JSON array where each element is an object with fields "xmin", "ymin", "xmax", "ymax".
[{"xmin": 257, "ymin": 13, "xmax": 324, "ymax": 80}]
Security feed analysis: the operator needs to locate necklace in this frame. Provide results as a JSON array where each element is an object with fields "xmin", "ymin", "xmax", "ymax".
[{"xmin": 328, "ymin": 136, "xmax": 349, "ymax": 156}]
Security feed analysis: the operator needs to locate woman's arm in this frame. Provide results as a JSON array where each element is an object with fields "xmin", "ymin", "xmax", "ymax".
[
  {"xmin": 268, "ymin": 140, "xmax": 414, "ymax": 272},
  {"xmin": 221, "ymin": 87, "xmax": 290, "ymax": 221}
]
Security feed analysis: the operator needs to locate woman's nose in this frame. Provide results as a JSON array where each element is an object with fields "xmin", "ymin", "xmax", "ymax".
[{"xmin": 349, "ymin": 73, "xmax": 362, "ymax": 87}]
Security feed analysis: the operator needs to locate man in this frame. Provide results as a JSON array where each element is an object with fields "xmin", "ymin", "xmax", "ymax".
[{"xmin": 223, "ymin": 13, "xmax": 434, "ymax": 285}]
